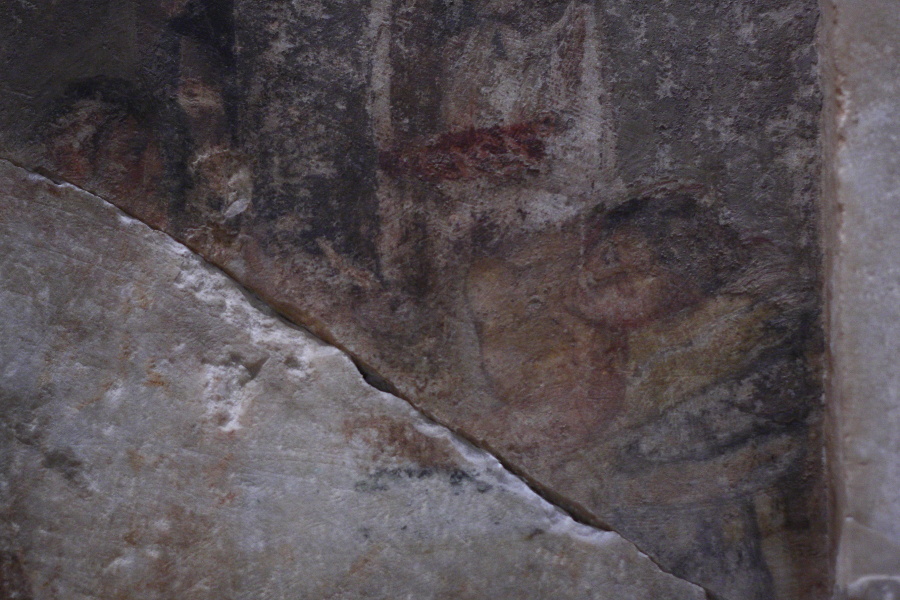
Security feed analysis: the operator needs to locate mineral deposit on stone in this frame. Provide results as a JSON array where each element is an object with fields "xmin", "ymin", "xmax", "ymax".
[
  {"xmin": 0, "ymin": 1, "xmax": 827, "ymax": 598},
  {"xmin": 0, "ymin": 160, "xmax": 706, "ymax": 599}
]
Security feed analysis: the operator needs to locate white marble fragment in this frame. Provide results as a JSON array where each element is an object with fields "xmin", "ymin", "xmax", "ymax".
[{"xmin": 0, "ymin": 160, "xmax": 704, "ymax": 599}]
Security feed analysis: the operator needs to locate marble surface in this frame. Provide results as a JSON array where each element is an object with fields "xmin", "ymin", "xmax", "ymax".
[
  {"xmin": 0, "ymin": 160, "xmax": 706, "ymax": 600},
  {"xmin": 822, "ymin": 1, "xmax": 900, "ymax": 597}
]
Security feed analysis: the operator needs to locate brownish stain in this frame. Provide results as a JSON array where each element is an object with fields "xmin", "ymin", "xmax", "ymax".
[
  {"xmin": 126, "ymin": 448, "xmax": 145, "ymax": 473},
  {"xmin": 216, "ymin": 490, "xmax": 238, "ymax": 506},
  {"xmin": 342, "ymin": 414, "xmax": 457, "ymax": 469},
  {"xmin": 123, "ymin": 528, "xmax": 140, "ymax": 547},
  {"xmin": 164, "ymin": 505, "xmax": 214, "ymax": 551},
  {"xmin": 345, "ymin": 543, "xmax": 383, "ymax": 578},
  {"xmin": 144, "ymin": 370, "xmax": 167, "ymax": 387},
  {"xmin": 204, "ymin": 452, "xmax": 235, "ymax": 486},
  {"xmin": 48, "ymin": 98, "xmax": 168, "ymax": 228},
  {"xmin": 152, "ymin": 506, "xmax": 215, "ymax": 595},
  {"xmin": 76, "ymin": 378, "xmax": 115, "ymax": 410},
  {"xmin": 380, "ymin": 114, "xmax": 558, "ymax": 182},
  {"xmin": 468, "ymin": 252, "xmax": 630, "ymax": 458},
  {"xmin": 558, "ymin": 9, "xmax": 587, "ymax": 97},
  {"xmin": 0, "ymin": 551, "xmax": 33, "ymax": 600},
  {"xmin": 105, "ymin": 503, "xmax": 225, "ymax": 599}
]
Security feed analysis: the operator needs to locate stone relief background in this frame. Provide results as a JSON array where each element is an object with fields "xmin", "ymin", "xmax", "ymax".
[{"xmin": 1, "ymin": 1, "xmax": 830, "ymax": 599}]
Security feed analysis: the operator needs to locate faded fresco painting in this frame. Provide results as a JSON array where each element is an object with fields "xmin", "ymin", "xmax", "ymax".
[{"xmin": 0, "ymin": 1, "xmax": 824, "ymax": 598}]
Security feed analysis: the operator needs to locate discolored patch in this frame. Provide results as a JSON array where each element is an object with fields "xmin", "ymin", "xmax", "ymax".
[
  {"xmin": 353, "ymin": 466, "xmax": 492, "ymax": 495},
  {"xmin": 43, "ymin": 78, "xmax": 180, "ymax": 230},
  {"xmin": 40, "ymin": 447, "xmax": 84, "ymax": 487},
  {"xmin": 0, "ymin": 552, "xmax": 32, "ymax": 600},
  {"xmin": 380, "ymin": 115, "xmax": 559, "ymax": 182},
  {"xmin": 342, "ymin": 414, "xmax": 458, "ymax": 470}
]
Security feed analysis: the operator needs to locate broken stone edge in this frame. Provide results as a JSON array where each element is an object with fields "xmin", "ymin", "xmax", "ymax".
[{"xmin": 0, "ymin": 157, "xmax": 711, "ymax": 598}]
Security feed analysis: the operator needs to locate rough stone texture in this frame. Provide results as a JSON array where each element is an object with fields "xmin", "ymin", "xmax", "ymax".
[
  {"xmin": 822, "ymin": 1, "xmax": 900, "ymax": 598},
  {"xmin": 0, "ymin": 2, "xmax": 827, "ymax": 598},
  {"xmin": 0, "ymin": 160, "xmax": 707, "ymax": 600}
]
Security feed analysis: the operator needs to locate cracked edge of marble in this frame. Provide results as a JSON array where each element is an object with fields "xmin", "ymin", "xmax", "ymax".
[{"xmin": 0, "ymin": 156, "xmax": 712, "ymax": 597}]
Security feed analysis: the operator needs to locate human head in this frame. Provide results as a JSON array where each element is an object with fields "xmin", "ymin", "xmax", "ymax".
[{"xmin": 569, "ymin": 189, "xmax": 745, "ymax": 329}]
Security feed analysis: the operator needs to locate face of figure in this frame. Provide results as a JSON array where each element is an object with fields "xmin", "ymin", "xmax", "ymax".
[
  {"xmin": 466, "ymin": 196, "xmax": 731, "ymax": 460},
  {"xmin": 567, "ymin": 225, "xmax": 703, "ymax": 330}
]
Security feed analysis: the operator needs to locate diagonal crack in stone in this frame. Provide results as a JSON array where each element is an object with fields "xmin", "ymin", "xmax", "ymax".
[{"xmin": 0, "ymin": 156, "xmax": 716, "ymax": 598}]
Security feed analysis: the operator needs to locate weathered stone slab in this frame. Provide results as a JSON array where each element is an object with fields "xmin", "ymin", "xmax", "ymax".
[
  {"xmin": 822, "ymin": 0, "xmax": 900, "ymax": 597},
  {"xmin": 0, "ymin": 160, "xmax": 706, "ymax": 599},
  {"xmin": 0, "ymin": 1, "xmax": 827, "ymax": 598}
]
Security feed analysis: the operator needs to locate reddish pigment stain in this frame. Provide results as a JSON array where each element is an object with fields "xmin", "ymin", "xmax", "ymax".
[{"xmin": 380, "ymin": 115, "xmax": 558, "ymax": 182}]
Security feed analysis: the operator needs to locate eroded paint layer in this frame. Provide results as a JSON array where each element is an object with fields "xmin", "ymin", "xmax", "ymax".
[{"xmin": 0, "ymin": 1, "xmax": 825, "ymax": 598}]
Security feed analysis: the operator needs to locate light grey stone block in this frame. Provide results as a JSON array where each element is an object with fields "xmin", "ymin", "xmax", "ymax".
[
  {"xmin": 822, "ymin": 0, "xmax": 900, "ymax": 596},
  {"xmin": 0, "ymin": 160, "xmax": 704, "ymax": 599}
]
